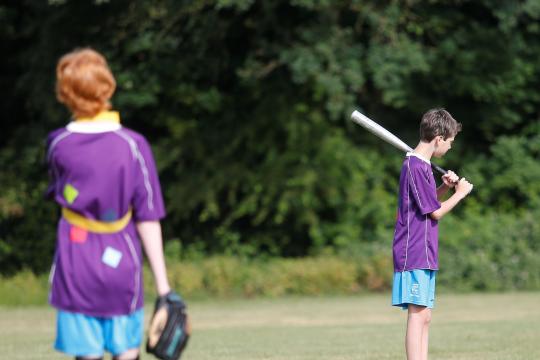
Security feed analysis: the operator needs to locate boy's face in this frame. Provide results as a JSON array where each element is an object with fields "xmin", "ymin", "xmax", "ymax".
[{"xmin": 433, "ymin": 135, "xmax": 455, "ymax": 158}]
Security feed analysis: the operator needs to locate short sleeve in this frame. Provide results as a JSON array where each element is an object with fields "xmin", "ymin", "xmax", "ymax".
[
  {"xmin": 408, "ymin": 163, "xmax": 440, "ymax": 215},
  {"xmin": 44, "ymin": 130, "xmax": 65, "ymax": 200},
  {"xmin": 132, "ymin": 136, "xmax": 166, "ymax": 221}
]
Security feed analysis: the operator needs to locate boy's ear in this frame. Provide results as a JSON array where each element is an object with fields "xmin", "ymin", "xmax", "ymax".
[{"xmin": 432, "ymin": 135, "xmax": 443, "ymax": 148}]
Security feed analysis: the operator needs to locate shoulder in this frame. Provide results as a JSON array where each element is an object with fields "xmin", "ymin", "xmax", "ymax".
[
  {"xmin": 114, "ymin": 127, "xmax": 155, "ymax": 158},
  {"xmin": 404, "ymin": 156, "xmax": 434, "ymax": 186},
  {"xmin": 116, "ymin": 127, "xmax": 150, "ymax": 144},
  {"xmin": 406, "ymin": 156, "xmax": 431, "ymax": 173},
  {"xmin": 46, "ymin": 127, "xmax": 72, "ymax": 156},
  {"xmin": 46, "ymin": 127, "xmax": 69, "ymax": 144},
  {"xmin": 114, "ymin": 126, "xmax": 152, "ymax": 148}
]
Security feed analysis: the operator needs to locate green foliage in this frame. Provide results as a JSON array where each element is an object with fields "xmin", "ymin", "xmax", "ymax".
[
  {"xmin": 462, "ymin": 133, "xmax": 540, "ymax": 211},
  {"xmin": 0, "ymin": 256, "xmax": 375, "ymax": 305},
  {"xmin": 3, "ymin": 244, "xmax": 540, "ymax": 306},
  {"xmin": 440, "ymin": 206, "xmax": 540, "ymax": 291},
  {"xmin": 0, "ymin": 270, "xmax": 50, "ymax": 306},
  {"xmin": 163, "ymin": 255, "xmax": 370, "ymax": 298},
  {"xmin": 0, "ymin": 0, "xmax": 539, "ymax": 277}
]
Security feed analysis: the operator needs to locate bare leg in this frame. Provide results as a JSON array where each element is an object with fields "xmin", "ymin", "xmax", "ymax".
[
  {"xmin": 113, "ymin": 348, "xmax": 140, "ymax": 360},
  {"xmin": 421, "ymin": 308, "xmax": 432, "ymax": 360},
  {"xmin": 406, "ymin": 304, "xmax": 430, "ymax": 360}
]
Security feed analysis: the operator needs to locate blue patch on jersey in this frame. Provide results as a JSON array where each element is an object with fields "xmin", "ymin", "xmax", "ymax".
[{"xmin": 100, "ymin": 209, "xmax": 118, "ymax": 222}]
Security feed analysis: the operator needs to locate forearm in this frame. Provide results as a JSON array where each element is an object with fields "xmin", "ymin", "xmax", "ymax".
[
  {"xmin": 436, "ymin": 183, "xmax": 450, "ymax": 200},
  {"xmin": 430, "ymin": 192, "xmax": 464, "ymax": 220},
  {"xmin": 136, "ymin": 221, "xmax": 171, "ymax": 296}
]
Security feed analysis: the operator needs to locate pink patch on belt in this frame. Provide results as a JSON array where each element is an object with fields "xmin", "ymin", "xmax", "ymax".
[{"xmin": 70, "ymin": 226, "xmax": 88, "ymax": 243}]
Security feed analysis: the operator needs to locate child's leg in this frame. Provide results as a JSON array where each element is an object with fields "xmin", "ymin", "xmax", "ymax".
[
  {"xmin": 420, "ymin": 308, "xmax": 431, "ymax": 360},
  {"xmin": 112, "ymin": 348, "xmax": 139, "ymax": 360},
  {"xmin": 406, "ymin": 304, "xmax": 431, "ymax": 360}
]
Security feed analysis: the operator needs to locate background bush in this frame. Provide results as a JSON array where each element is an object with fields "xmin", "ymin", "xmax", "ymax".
[
  {"xmin": 0, "ymin": 1, "xmax": 539, "ymax": 289},
  {"xmin": 2, "ymin": 221, "xmax": 540, "ymax": 307}
]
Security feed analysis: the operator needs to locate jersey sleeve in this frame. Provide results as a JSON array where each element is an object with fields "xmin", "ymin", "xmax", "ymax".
[
  {"xmin": 132, "ymin": 136, "xmax": 166, "ymax": 221},
  {"xmin": 408, "ymin": 163, "xmax": 441, "ymax": 215},
  {"xmin": 45, "ymin": 131, "xmax": 61, "ymax": 200}
]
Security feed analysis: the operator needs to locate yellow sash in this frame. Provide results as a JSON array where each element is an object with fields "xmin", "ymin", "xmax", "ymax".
[{"xmin": 62, "ymin": 207, "xmax": 132, "ymax": 233}]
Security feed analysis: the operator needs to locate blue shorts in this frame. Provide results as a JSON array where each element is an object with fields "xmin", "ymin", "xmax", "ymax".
[
  {"xmin": 55, "ymin": 309, "xmax": 144, "ymax": 357},
  {"xmin": 392, "ymin": 269, "xmax": 437, "ymax": 310}
]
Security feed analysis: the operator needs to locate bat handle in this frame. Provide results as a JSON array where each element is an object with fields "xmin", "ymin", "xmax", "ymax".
[
  {"xmin": 432, "ymin": 163, "xmax": 466, "ymax": 188},
  {"xmin": 431, "ymin": 163, "xmax": 447, "ymax": 175}
]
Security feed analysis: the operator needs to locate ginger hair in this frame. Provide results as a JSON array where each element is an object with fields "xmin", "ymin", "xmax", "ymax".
[{"xmin": 56, "ymin": 48, "xmax": 116, "ymax": 118}]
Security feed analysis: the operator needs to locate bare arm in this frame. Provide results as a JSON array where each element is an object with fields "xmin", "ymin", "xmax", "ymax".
[
  {"xmin": 437, "ymin": 170, "xmax": 459, "ymax": 200},
  {"xmin": 137, "ymin": 221, "xmax": 171, "ymax": 296},
  {"xmin": 430, "ymin": 192, "xmax": 464, "ymax": 220},
  {"xmin": 430, "ymin": 178, "xmax": 473, "ymax": 221},
  {"xmin": 436, "ymin": 183, "xmax": 450, "ymax": 200}
]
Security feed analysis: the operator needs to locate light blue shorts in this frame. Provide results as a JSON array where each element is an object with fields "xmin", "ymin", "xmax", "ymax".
[
  {"xmin": 55, "ymin": 309, "xmax": 144, "ymax": 357},
  {"xmin": 392, "ymin": 269, "xmax": 437, "ymax": 310}
]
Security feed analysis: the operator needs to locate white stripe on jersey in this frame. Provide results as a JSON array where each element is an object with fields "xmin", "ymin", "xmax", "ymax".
[
  {"xmin": 424, "ymin": 214, "xmax": 431, "ymax": 268},
  {"xmin": 47, "ymin": 131, "xmax": 72, "ymax": 162},
  {"xmin": 114, "ymin": 130, "xmax": 155, "ymax": 211},
  {"xmin": 402, "ymin": 168, "xmax": 410, "ymax": 271},
  {"xmin": 407, "ymin": 157, "xmax": 424, "ymax": 209}
]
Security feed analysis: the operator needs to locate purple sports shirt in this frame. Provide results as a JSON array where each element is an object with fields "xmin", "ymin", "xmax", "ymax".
[
  {"xmin": 393, "ymin": 153, "xmax": 441, "ymax": 272},
  {"xmin": 46, "ymin": 114, "xmax": 165, "ymax": 317}
]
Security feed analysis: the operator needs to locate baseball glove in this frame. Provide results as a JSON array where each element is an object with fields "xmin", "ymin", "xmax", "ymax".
[{"xmin": 146, "ymin": 291, "xmax": 190, "ymax": 360}]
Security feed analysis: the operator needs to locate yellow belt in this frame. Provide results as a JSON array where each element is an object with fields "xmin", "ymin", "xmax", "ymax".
[{"xmin": 62, "ymin": 207, "xmax": 132, "ymax": 233}]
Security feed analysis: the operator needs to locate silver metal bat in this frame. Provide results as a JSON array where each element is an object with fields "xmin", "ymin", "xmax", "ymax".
[{"xmin": 351, "ymin": 110, "xmax": 447, "ymax": 175}]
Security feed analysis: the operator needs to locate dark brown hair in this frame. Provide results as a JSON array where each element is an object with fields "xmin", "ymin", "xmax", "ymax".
[{"xmin": 420, "ymin": 108, "xmax": 462, "ymax": 141}]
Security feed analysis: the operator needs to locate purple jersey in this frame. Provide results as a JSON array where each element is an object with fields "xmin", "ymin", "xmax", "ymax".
[
  {"xmin": 393, "ymin": 153, "xmax": 441, "ymax": 272},
  {"xmin": 46, "ymin": 112, "xmax": 165, "ymax": 317}
]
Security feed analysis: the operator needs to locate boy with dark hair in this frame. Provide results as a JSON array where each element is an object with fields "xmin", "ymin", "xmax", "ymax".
[{"xmin": 392, "ymin": 108, "xmax": 473, "ymax": 360}]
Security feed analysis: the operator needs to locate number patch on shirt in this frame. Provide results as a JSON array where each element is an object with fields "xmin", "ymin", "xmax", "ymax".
[
  {"xmin": 69, "ymin": 226, "xmax": 88, "ymax": 243},
  {"xmin": 102, "ymin": 247, "xmax": 123, "ymax": 268},
  {"xmin": 63, "ymin": 184, "xmax": 79, "ymax": 204}
]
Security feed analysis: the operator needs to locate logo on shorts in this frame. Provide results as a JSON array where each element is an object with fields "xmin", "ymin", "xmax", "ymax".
[{"xmin": 411, "ymin": 283, "xmax": 420, "ymax": 297}]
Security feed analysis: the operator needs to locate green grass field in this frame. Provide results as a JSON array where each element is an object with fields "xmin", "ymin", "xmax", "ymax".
[{"xmin": 1, "ymin": 292, "xmax": 539, "ymax": 359}]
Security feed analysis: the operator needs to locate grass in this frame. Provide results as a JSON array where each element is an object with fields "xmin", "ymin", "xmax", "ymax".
[{"xmin": 0, "ymin": 292, "xmax": 539, "ymax": 359}]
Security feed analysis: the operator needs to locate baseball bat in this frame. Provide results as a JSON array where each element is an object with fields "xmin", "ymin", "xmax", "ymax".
[{"xmin": 350, "ymin": 110, "xmax": 447, "ymax": 175}]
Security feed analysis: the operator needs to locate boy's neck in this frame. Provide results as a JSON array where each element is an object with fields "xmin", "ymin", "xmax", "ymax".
[{"xmin": 413, "ymin": 141, "xmax": 434, "ymax": 161}]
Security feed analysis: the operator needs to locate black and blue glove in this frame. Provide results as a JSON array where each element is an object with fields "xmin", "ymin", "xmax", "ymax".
[{"xmin": 146, "ymin": 291, "xmax": 190, "ymax": 360}]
